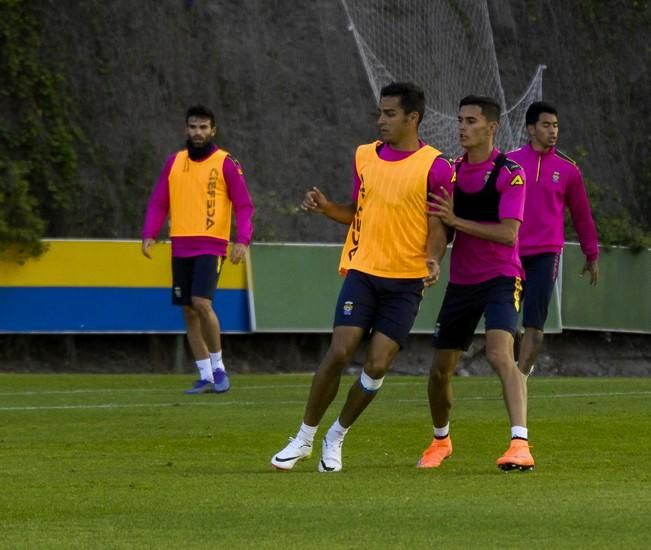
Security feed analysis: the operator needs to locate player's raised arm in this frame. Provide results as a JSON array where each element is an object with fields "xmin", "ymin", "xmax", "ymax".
[{"xmin": 301, "ymin": 186, "xmax": 356, "ymax": 225}]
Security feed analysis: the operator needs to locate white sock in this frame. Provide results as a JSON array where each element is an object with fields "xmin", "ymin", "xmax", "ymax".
[
  {"xmin": 297, "ymin": 422, "xmax": 318, "ymax": 445},
  {"xmin": 196, "ymin": 358, "xmax": 214, "ymax": 382},
  {"xmin": 434, "ymin": 423, "xmax": 450, "ymax": 439},
  {"xmin": 326, "ymin": 418, "xmax": 350, "ymax": 444},
  {"xmin": 210, "ymin": 351, "xmax": 226, "ymax": 373},
  {"xmin": 517, "ymin": 360, "xmax": 535, "ymax": 377},
  {"xmin": 511, "ymin": 425, "xmax": 528, "ymax": 440}
]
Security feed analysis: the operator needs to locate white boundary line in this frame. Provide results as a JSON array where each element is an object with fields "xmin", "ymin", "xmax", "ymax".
[
  {"xmin": 1, "ymin": 390, "xmax": 649, "ymax": 412},
  {"xmin": 0, "ymin": 377, "xmax": 649, "ymax": 397}
]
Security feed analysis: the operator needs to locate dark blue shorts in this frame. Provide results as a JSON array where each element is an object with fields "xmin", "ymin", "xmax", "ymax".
[
  {"xmin": 171, "ymin": 255, "xmax": 224, "ymax": 306},
  {"xmin": 333, "ymin": 270, "xmax": 425, "ymax": 348},
  {"xmin": 521, "ymin": 252, "xmax": 560, "ymax": 330},
  {"xmin": 432, "ymin": 276, "xmax": 522, "ymax": 351}
]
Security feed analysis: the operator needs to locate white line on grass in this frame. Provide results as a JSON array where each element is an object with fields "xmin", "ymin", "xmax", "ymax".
[
  {"xmin": 2, "ymin": 378, "xmax": 647, "ymax": 397},
  {"xmin": 1, "ymin": 390, "xmax": 650, "ymax": 412},
  {"xmin": 0, "ymin": 384, "xmax": 311, "ymax": 397},
  {"xmin": 0, "ymin": 401, "xmax": 257, "ymax": 411}
]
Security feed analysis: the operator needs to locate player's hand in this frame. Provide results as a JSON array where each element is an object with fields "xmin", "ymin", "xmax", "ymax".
[
  {"xmin": 581, "ymin": 260, "xmax": 599, "ymax": 286},
  {"xmin": 141, "ymin": 239, "xmax": 155, "ymax": 259},
  {"xmin": 423, "ymin": 259, "xmax": 441, "ymax": 288},
  {"xmin": 427, "ymin": 188, "xmax": 456, "ymax": 227},
  {"xmin": 301, "ymin": 186, "xmax": 329, "ymax": 213},
  {"xmin": 229, "ymin": 243, "xmax": 248, "ymax": 264}
]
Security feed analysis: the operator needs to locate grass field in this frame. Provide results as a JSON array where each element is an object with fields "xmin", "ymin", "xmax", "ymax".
[{"xmin": 1, "ymin": 373, "xmax": 650, "ymax": 549}]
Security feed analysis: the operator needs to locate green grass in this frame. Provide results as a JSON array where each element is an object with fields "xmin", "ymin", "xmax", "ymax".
[{"xmin": 1, "ymin": 374, "xmax": 650, "ymax": 549}]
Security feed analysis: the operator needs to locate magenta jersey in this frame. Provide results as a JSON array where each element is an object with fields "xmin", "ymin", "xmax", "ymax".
[
  {"xmin": 508, "ymin": 143, "xmax": 598, "ymax": 262},
  {"xmin": 350, "ymin": 140, "xmax": 454, "ymax": 202},
  {"xmin": 141, "ymin": 145, "xmax": 254, "ymax": 258},
  {"xmin": 450, "ymin": 149, "xmax": 526, "ymax": 285}
]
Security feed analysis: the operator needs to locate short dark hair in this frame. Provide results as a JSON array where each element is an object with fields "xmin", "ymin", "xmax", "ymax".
[
  {"xmin": 185, "ymin": 104, "xmax": 216, "ymax": 126},
  {"xmin": 459, "ymin": 95, "xmax": 501, "ymax": 122},
  {"xmin": 380, "ymin": 82, "xmax": 426, "ymax": 124},
  {"xmin": 525, "ymin": 101, "xmax": 558, "ymax": 126}
]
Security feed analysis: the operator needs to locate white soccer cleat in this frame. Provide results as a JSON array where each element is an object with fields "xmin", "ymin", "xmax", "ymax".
[
  {"xmin": 271, "ymin": 437, "xmax": 312, "ymax": 471},
  {"xmin": 318, "ymin": 437, "xmax": 343, "ymax": 473}
]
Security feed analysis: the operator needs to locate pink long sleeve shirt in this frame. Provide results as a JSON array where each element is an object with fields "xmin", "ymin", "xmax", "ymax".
[
  {"xmin": 141, "ymin": 145, "xmax": 254, "ymax": 258},
  {"xmin": 508, "ymin": 143, "xmax": 598, "ymax": 262}
]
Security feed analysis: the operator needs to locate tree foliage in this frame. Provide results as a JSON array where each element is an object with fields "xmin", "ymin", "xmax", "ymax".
[{"xmin": 0, "ymin": 0, "xmax": 79, "ymax": 260}]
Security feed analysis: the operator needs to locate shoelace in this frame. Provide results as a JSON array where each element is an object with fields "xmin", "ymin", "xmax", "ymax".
[{"xmin": 288, "ymin": 437, "xmax": 311, "ymax": 449}]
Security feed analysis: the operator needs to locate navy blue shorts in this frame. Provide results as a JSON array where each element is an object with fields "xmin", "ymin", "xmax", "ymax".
[
  {"xmin": 521, "ymin": 252, "xmax": 560, "ymax": 330},
  {"xmin": 333, "ymin": 270, "xmax": 425, "ymax": 348},
  {"xmin": 432, "ymin": 276, "xmax": 522, "ymax": 351},
  {"xmin": 171, "ymin": 255, "xmax": 224, "ymax": 306}
]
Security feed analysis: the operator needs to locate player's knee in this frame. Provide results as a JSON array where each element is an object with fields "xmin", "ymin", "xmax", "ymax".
[
  {"xmin": 528, "ymin": 329, "xmax": 544, "ymax": 348},
  {"xmin": 191, "ymin": 297, "xmax": 213, "ymax": 316},
  {"xmin": 182, "ymin": 305, "xmax": 199, "ymax": 321},
  {"xmin": 430, "ymin": 351, "xmax": 457, "ymax": 381},
  {"xmin": 364, "ymin": 352, "xmax": 392, "ymax": 378},
  {"xmin": 485, "ymin": 346, "xmax": 511, "ymax": 370},
  {"xmin": 429, "ymin": 364, "xmax": 453, "ymax": 387},
  {"xmin": 327, "ymin": 342, "xmax": 355, "ymax": 365},
  {"xmin": 359, "ymin": 370, "xmax": 384, "ymax": 393}
]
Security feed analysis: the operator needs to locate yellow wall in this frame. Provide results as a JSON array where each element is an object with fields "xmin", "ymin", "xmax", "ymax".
[{"xmin": 0, "ymin": 240, "xmax": 247, "ymax": 289}]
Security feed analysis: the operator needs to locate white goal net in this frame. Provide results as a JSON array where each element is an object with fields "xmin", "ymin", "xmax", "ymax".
[{"xmin": 340, "ymin": 0, "xmax": 545, "ymax": 156}]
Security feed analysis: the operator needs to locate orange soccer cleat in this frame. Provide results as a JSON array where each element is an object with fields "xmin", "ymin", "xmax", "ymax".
[
  {"xmin": 417, "ymin": 436, "xmax": 453, "ymax": 469},
  {"xmin": 496, "ymin": 439, "xmax": 535, "ymax": 472}
]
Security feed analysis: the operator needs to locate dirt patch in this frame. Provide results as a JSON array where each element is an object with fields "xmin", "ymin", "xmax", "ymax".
[{"xmin": 1, "ymin": 331, "xmax": 649, "ymax": 376}]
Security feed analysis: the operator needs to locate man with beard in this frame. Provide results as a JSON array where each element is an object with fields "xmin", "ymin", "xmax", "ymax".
[{"xmin": 141, "ymin": 105, "xmax": 254, "ymax": 394}]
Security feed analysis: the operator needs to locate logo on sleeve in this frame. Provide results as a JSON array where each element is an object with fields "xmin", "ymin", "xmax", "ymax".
[
  {"xmin": 510, "ymin": 174, "xmax": 524, "ymax": 186},
  {"xmin": 233, "ymin": 158, "xmax": 244, "ymax": 176}
]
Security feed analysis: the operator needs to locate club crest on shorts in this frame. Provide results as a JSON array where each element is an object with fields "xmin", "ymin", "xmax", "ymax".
[
  {"xmin": 433, "ymin": 322, "xmax": 440, "ymax": 337},
  {"xmin": 174, "ymin": 286, "xmax": 182, "ymax": 298},
  {"xmin": 343, "ymin": 300, "xmax": 354, "ymax": 316}
]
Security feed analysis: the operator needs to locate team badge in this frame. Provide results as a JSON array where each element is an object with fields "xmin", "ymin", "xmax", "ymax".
[
  {"xmin": 552, "ymin": 171, "xmax": 560, "ymax": 183},
  {"xmin": 174, "ymin": 287, "xmax": 182, "ymax": 298},
  {"xmin": 343, "ymin": 301, "xmax": 354, "ymax": 316},
  {"xmin": 233, "ymin": 158, "xmax": 244, "ymax": 176}
]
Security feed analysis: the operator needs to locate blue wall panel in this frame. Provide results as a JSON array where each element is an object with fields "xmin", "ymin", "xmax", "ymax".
[{"xmin": 0, "ymin": 288, "xmax": 250, "ymax": 333}]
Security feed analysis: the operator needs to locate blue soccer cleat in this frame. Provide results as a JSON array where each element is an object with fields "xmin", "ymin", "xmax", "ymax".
[
  {"xmin": 213, "ymin": 370, "xmax": 230, "ymax": 393},
  {"xmin": 184, "ymin": 379, "xmax": 214, "ymax": 394}
]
